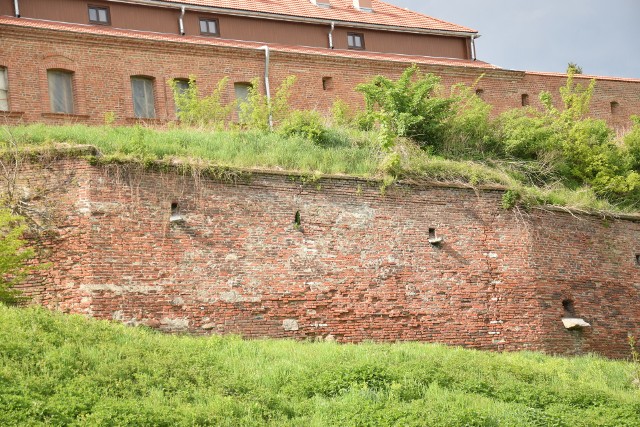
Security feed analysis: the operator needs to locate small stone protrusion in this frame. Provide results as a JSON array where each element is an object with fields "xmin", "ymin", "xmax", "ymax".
[{"xmin": 562, "ymin": 318, "xmax": 591, "ymax": 330}]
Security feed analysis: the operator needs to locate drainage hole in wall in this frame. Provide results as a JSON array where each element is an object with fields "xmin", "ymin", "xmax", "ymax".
[
  {"xmin": 636, "ymin": 254, "xmax": 640, "ymax": 266},
  {"xmin": 428, "ymin": 228, "xmax": 436, "ymax": 239},
  {"xmin": 562, "ymin": 299, "xmax": 575, "ymax": 316}
]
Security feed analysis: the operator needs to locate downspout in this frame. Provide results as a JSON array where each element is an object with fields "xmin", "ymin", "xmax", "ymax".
[
  {"xmin": 471, "ymin": 35, "xmax": 478, "ymax": 61},
  {"xmin": 178, "ymin": 6, "xmax": 185, "ymax": 35},
  {"xmin": 13, "ymin": 0, "xmax": 20, "ymax": 17},
  {"xmin": 258, "ymin": 46, "xmax": 273, "ymax": 130},
  {"xmin": 328, "ymin": 21, "xmax": 335, "ymax": 49}
]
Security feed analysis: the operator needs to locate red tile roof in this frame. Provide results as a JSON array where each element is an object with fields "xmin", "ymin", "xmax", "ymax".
[
  {"xmin": 150, "ymin": 0, "xmax": 478, "ymax": 34},
  {"xmin": 0, "ymin": 16, "xmax": 496, "ymax": 70}
]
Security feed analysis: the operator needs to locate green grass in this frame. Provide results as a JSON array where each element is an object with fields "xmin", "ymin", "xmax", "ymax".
[
  {"xmin": 1, "ymin": 124, "xmax": 637, "ymax": 214},
  {"xmin": 1, "ymin": 305, "xmax": 639, "ymax": 426}
]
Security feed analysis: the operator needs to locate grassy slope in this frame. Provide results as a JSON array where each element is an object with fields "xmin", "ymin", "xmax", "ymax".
[
  {"xmin": 2, "ymin": 124, "xmax": 626, "ymax": 213},
  {"xmin": 1, "ymin": 305, "xmax": 639, "ymax": 427}
]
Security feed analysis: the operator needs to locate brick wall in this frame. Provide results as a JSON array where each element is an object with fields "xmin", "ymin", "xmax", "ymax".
[
  {"xmin": 12, "ymin": 155, "xmax": 640, "ymax": 358},
  {"xmin": 1, "ymin": 24, "xmax": 639, "ymax": 130}
]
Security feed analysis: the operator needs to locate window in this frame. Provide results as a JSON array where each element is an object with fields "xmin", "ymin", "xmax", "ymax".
[
  {"xmin": 234, "ymin": 82, "xmax": 252, "ymax": 107},
  {"xmin": 47, "ymin": 70, "xmax": 75, "ymax": 114},
  {"xmin": 199, "ymin": 18, "xmax": 219, "ymax": 36},
  {"xmin": 131, "ymin": 76, "xmax": 156, "ymax": 118},
  {"xmin": 0, "ymin": 68, "xmax": 8, "ymax": 111},
  {"xmin": 322, "ymin": 77, "xmax": 333, "ymax": 91},
  {"xmin": 172, "ymin": 78, "xmax": 190, "ymax": 112},
  {"xmin": 234, "ymin": 82, "xmax": 252, "ymax": 120},
  {"xmin": 521, "ymin": 93, "xmax": 530, "ymax": 107},
  {"xmin": 611, "ymin": 101, "xmax": 620, "ymax": 114},
  {"xmin": 347, "ymin": 33, "xmax": 365, "ymax": 50},
  {"xmin": 88, "ymin": 5, "xmax": 110, "ymax": 25}
]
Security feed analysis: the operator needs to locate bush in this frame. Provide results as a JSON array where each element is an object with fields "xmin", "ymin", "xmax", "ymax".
[
  {"xmin": 170, "ymin": 76, "xmax": 234, "ymax": 129},
  {"xmin": 441, "ymin": 82, "xmax": 499, "ymax": 158},
  {"xmin": 0, "ymin": 209, "xmax": 35, "ymax": 305},
  {"xmin": 279, "ymin": 110, "xmax": 329, "ymax": 145},
  {"xmin": 331, "ymin": 99, "xmax": 356, "ymax": 128},
  {"xmin": 239, "ymin": 76, "xmax": 296, "ymax": 130},
  {"xmin": 355, "ymin": 65, "xmax": 454, "ymax": 148}
]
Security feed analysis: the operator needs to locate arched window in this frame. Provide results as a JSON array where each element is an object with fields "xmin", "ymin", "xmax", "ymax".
[
  {"xmin": 131, "ymin": 76, "xmax": 156, "ymax": 118},
  {"xmin": 47, "ymin": 69, "xmax": 75, "ymax": 114}
]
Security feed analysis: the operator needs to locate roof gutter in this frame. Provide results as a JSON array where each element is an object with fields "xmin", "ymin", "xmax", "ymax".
[
  {"xmin": 106, "ymin": 0, "xmax": 479, "ymax": 38},
  {"xmin": 13, "ymin": 0, "xmax": 20, "ymax": 18}
]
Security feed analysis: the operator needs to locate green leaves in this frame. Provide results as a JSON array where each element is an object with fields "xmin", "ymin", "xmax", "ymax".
[
  {"xmin": 356, "ymin": 65, "xmax": 454, "ymax": 149},
  {"xmin": 170, "ymin": 76, "xmax": 234, "ymax": 129},
  {"xmin": 0, "ymin": 209, "xmax": 35, "ymax": 305}
]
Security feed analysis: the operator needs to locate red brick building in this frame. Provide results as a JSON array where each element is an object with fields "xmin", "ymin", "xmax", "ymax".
[{"xmin": 1, "ymin": 0, "xmax": 638, "ymax": 127}]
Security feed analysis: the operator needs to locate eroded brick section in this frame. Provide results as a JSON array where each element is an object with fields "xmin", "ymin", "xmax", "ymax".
[{"xmin": 12, "ymin": 157, "xmax": 640, "ymax": 358}]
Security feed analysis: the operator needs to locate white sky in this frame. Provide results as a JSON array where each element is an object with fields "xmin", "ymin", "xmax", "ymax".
[{"xmin": 388, "ymin": 0, "xmax": 640, "ymax": 78}]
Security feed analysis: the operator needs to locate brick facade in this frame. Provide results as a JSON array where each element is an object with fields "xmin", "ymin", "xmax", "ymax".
[
  {"xmin": 13, "ymin": 154, "xmax": 640, "ymax": 359},
  {"xmin": 1, "ymin": 22, "xmax": 639, "ymax": 130}
]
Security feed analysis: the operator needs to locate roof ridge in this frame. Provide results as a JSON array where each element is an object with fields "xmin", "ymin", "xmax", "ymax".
[{"xmin": 375, "ymin": 0, "xmax": 477, "ymax": 33}]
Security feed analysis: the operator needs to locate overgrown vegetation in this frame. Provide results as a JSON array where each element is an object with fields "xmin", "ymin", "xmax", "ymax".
[
  {"xmin": 0, "ymin": 209, "xmax": 34, "ymax": 304},
  {"xmin": 3, "ymin": 66, "xmax": 640, "ymax": 213},
  {"xmin": 0, "ymin": 305, "xmax": 639, "ymax": 426}
]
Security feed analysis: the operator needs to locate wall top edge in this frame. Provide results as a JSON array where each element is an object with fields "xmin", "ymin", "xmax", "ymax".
[{"xmin": 8, "ymin": 144, "xmax": 640, "ymax": 222}]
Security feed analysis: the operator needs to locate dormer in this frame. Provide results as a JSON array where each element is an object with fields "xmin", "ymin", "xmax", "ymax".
[
  {"xmin": 310, "ymin": 0, "xmax": 332, "ymax": 8},
  {"xmin": 353, "ymin": 0, "xmax": 373, "ymax": 13}
]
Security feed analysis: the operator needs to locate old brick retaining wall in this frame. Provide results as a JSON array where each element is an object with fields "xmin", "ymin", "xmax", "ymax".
[{"xmin": 11, "ymin": 154, "xmax": 640, "ymax": 358}]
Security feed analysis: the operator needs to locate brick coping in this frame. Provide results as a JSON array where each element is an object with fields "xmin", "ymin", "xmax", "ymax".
[{"xmin": 7, "ymin": 143, "xmax": 640, "ymax": 222}]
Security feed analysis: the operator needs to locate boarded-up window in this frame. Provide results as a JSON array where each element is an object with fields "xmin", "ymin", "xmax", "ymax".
[
  {"xmin": 47, "ymin": 70, "xmax": 74, "ymax": 114},
  {"xmin": 131, "ymin": 76, "xmax": 155, "ymax": 119},
  {"xmin": 0, "ymin": 68, "xmax": 8, "ymax": 111},
  {"xmin": 173, "ymin": 78, "xmax": 190, "ymax": 113},
  {"xmin": 234, "ymin": 82, "xmax": 252, "ymax": 118}
]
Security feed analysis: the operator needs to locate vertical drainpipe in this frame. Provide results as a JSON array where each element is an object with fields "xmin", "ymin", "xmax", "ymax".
[
  {"xmin": 328, "ymin": 22, "xmax": 335, "ymax": 49},
  {"xmin": 179, "ymin": 6, "xmax": 186, "ymax": 35},
  {"xmin": 14, "ymin": 0, "xmax": 20, "ymax": 17},
  {"xmin": 471, "ymin": 35, "xmax": 477, "ymax": 61},
  {"xmin": 258, "ymin": 46, "xmax": 273, "ymax": 130}
]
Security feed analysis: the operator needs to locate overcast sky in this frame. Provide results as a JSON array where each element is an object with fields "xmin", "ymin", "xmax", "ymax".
[{"xmin": 388, "ymin": 0, "xmax": 640, "ymax": 79}]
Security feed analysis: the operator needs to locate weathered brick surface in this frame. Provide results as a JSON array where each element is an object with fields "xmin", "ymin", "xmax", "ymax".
[
  {"xmin": 1, "ymin": 24, "xmax": 639, "ymax": 130},
  {"xmin": 12, "ymin": 156, "xmax": 640, "ymax": 358}
]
